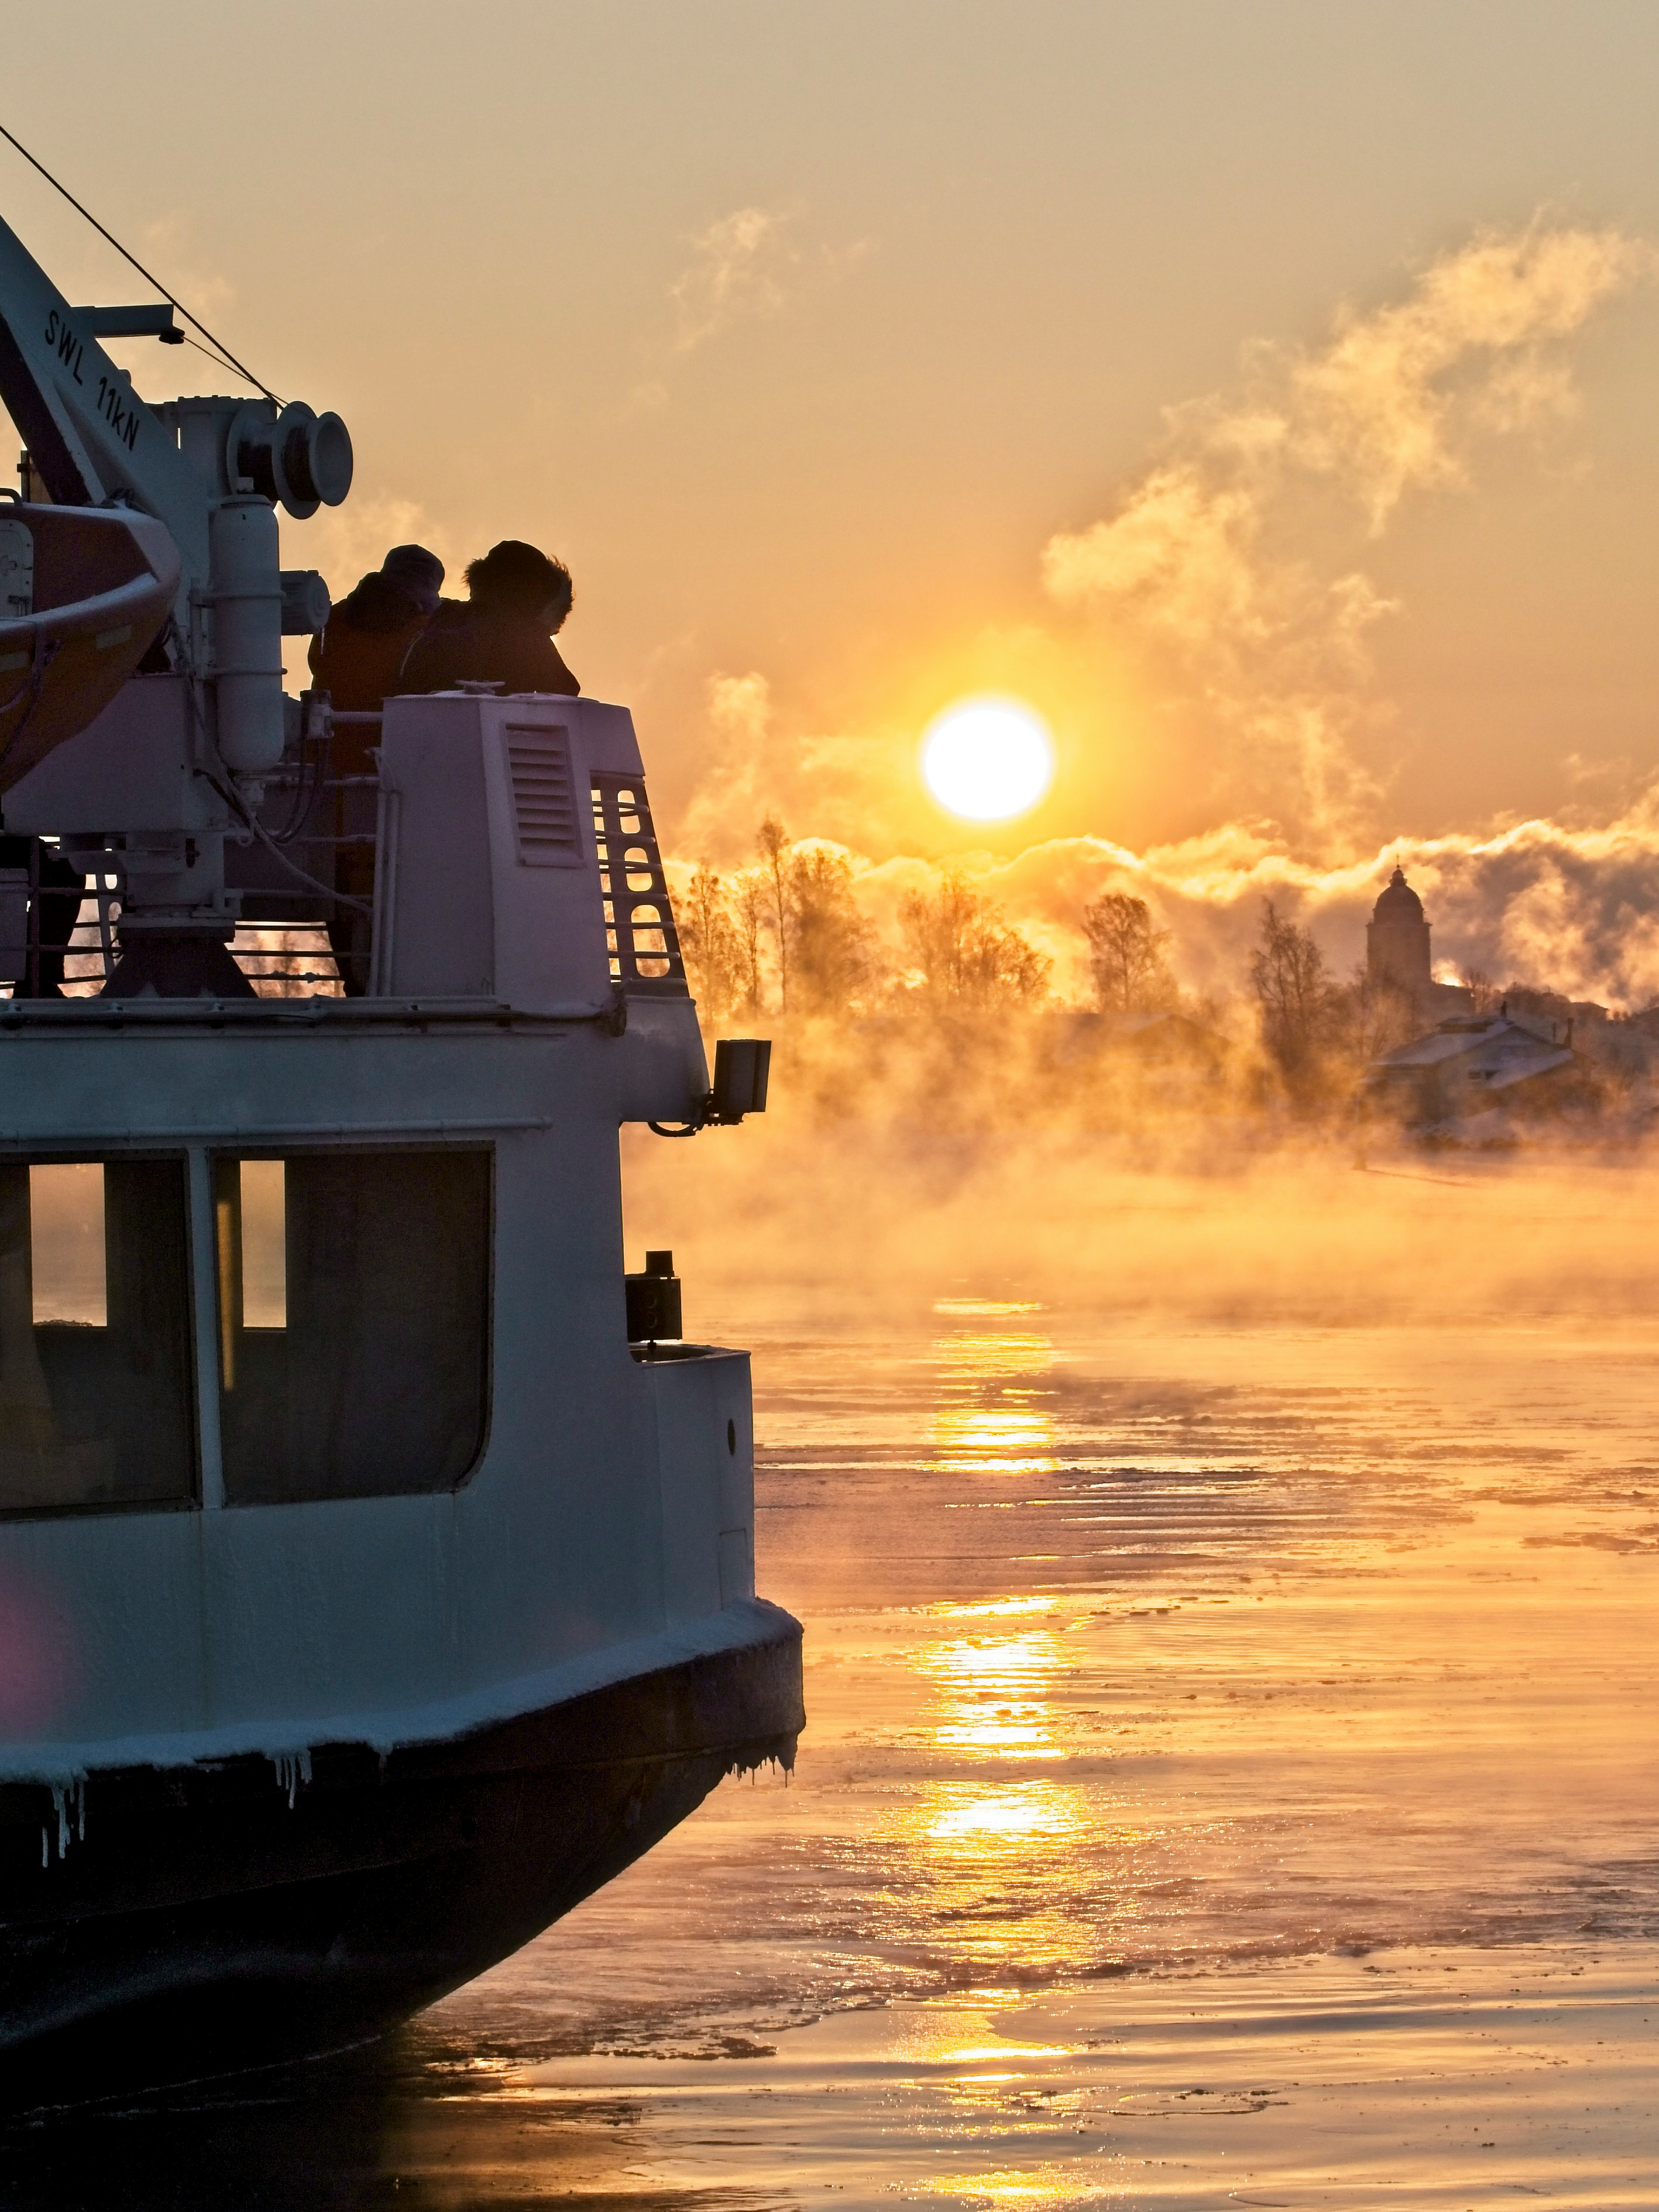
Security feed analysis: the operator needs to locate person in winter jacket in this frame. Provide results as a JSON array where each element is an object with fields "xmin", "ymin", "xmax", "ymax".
[
  {"xmin": 398, "ymin": 540, "xmax": 578, "ymax": 699},
  {"xmin": 308, "ymin": 543, "xmax": 447, "ymax": 765},
  {"xmin": 307, "ymin": 544, "xmax": 446, "ymax": 993}
]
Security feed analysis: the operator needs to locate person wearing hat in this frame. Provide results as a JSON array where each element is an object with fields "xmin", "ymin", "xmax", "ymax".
[
  {"xmin": 307, "ymin": 543, "xmax": 447, "ymax": 992},
  {"xmin": 399, "ymin": 540, "xmax": 578, "ymax": 699},
  {"xmin": 308, "ymin": 543, "xmax": 447, "ymax": 743}
]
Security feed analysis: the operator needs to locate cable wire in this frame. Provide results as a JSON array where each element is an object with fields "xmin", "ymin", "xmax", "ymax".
[
  {"xmin": 178, "ymin": 330, "xmax": 264, "ymax": 387},
  {"xmin": 0, "ymin": 121, "xmax": 283, "ymax": 403}
]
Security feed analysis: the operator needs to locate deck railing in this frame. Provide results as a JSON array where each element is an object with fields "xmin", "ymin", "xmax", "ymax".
[{"xmin": 1, "ymin": 708, "xmax": 689, "ymax": 1002}]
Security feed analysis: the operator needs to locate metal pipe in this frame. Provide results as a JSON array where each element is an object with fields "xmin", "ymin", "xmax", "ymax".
[{"xmin": 208, "ymin": 498, "xmax": 283, "ymax": 777}]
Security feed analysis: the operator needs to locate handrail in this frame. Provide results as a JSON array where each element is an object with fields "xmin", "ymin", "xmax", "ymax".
[{"xmin": 0, "ymin": 995, "xmax": 623, "ymax": 1027}]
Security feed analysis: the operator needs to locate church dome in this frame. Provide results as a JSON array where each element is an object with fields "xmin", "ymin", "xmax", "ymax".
[{"xmin": 1372, "ymin": 865, "xmax": 1424, "ymax": 922}]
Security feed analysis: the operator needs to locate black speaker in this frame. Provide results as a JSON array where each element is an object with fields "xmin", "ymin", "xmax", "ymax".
[
  {"xmin": 626, "ymin": 1249, "xmax": 682, "ymax": 1341},
  {"xmin": 710, "ymin": 1038, "xmax": 772, "ymax": 1124}
]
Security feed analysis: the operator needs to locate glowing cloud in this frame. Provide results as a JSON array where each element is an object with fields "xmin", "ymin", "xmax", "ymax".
[{"xmin": 1040, "ymin": 219, "xmax": 1656, "ymax": 842}]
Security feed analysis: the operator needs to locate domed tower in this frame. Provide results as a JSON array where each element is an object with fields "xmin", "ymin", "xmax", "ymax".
[{"xmin": 1368, "ymin": 865, "xmax": 1433, "ymax": 999}]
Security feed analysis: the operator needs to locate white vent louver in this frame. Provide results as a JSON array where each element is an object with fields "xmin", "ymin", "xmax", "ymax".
[{"xmin": 503, "ymin": 725, "xmax": 581, "ymax": 866}]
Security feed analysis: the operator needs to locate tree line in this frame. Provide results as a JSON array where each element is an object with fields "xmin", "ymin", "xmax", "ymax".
[
  {"xmin": 677, "ymin": 823, "xmax": 1444, "ymax": 1099},
  {"xmin": 678, "ymin": 818, "xmax": 1179, "ymax": 1020},
  {"xmin": 678, "ymin": 818, "xmax": 1217, "ymax": 1020},
  {"xmin": 678, "ymin": 817, "xmax": 1038, "ymax": 1017}
]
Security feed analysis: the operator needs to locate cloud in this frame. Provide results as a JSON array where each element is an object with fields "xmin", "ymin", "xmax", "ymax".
[
  {"xmin": 929, "ymin": 798, "xmax": 1659, "ymax": 1012},
  {"xmin": 1041, "ymin": 219, "xmax": 1655, "ymax": 844},
  {"xmin": 1042, "ymin": 466, "xmax": 1266, "ymax": 647},
  {"xmin": 634, "ymin": 205, "xmax": 868, "ymax": 405},
  {"xmin": 1283, "ymin": 222, "xmax": 1653, "ymax": 529},
  {"xmin": 669, "ymin": 206, "xmax": 801, "ymax": 355},
  {"xmin": 675, "ymin": 670, "xmax": 777, "ymax": 861}
]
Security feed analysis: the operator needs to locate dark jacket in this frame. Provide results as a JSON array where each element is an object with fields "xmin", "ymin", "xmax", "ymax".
[
  {"xmin": 307, "ymin": 574, "xmax": 435, "ymax": 777},
  {"xmin": 397, "ymin": 603, "xmax": 579, "ymax": 699}
]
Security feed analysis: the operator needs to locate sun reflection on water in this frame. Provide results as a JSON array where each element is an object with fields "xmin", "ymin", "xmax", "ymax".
[
  {"xmin": 919, "ymin": 1627, "xmax": 1070, "ymax": 1756},
  {"xmin": 930, "ymin": 1596, "xmax": 1059, "ymax": 1619},
  {"xmin": 928, "ymin": 1303, "xmax": 1058, "ymax": 1475},
  {"xmin": 924, "ymin": 2170, "xmax": 1104, "ymax": 2204},
  {"xmin": 882, "ymin": 1778, "xmax": 1110, "ymax": 1970},
  {"xmin": 927, "ymin": 1787, "xmax": 1077, "ymax": 1844}
]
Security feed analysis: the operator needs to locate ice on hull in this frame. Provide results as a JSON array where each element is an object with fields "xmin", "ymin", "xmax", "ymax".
[{"xmin": 0, "ymin": 1601, "xmax": 801, "ymax": 2083}]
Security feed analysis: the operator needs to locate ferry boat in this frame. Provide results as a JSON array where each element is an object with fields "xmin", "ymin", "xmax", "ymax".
[{"xmin": 0, "ymin": 206, "xmax": 802, "ymax": 2080}]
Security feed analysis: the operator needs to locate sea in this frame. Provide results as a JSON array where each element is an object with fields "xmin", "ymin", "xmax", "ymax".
[{"xmin": 3, "ymin": 1144, "xmax": 1658, "ymax": 2207}]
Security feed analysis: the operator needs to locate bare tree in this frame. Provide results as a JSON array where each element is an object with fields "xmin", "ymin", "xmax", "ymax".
[
  {"xmin": 1345, "ymin": 964, "xmax": 1418, "ymax": 1062},
  {"xmin": 1464, "ymin": 966, "xmax": 1501, "ymax": 1015},
  {"xmin": 1249, "ymin": 899, "xmax": 1337, "ymax": 1083},
  {"xmin": 1081, "ymin": 891, "xmax": 1175, "ymax": 1013},
  {"xmin": 899, "ymin": 868, "xmax": 1050, "ymax": 1004},
  {"xmin": 787, "ymin": 845, "xmax": 875, "ymax": 1012},
  {"xmin": 679, "ymin": 864, "xmax": 744, "ymax": 1018},
  {"xmin": 730, "ymin": 868, "xmax": 769, "ymax": 1012},
  {"xmin": 757, "ymin": 815, "xmax": 791, "ymax": 1011}
]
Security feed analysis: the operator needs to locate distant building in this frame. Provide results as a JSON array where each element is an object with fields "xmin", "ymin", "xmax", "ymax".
[
  {"xmin": 1363, "ymin": 1014, "xmax": 1598, "ymax": 1130},
  {"xmin": 1368, "ymin": 866, "xmax": 1431, "ymax": 996},
  {"xmin": 1366, "ymin": 866, "xmax": 1471, "ymax": 1021}
]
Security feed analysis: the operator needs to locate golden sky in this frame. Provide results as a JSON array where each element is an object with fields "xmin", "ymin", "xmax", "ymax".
[{"xmin": 9, "ymin": 2, "xmax": 1659, "ymax": 985}]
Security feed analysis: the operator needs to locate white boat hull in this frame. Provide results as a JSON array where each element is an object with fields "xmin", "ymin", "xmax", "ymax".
[{"xmin": 0, "ymin": 1598, "xmax": 801, "ymax": 2085}]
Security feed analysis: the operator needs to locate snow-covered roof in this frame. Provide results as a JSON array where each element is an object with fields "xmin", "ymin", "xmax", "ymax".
[
  {"xmin": 1480, "ymin": 1049, "xmax": 1574, "ymax": 1092},
  {"xmin": 1371, "ymin": 1016, "xmax": 1575, "ymax": 1084}
]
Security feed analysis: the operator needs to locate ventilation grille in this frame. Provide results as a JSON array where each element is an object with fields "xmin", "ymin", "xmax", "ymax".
[
  {"xmin": 504, "ymin": 725, "xmax": 581, "ymax": 866},
  {"xmin": 590, "ymin": 772, "xmax": 688, "ymax": 995}
]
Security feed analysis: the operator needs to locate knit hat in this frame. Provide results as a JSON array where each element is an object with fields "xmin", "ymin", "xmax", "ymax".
[{"xmin": 380, "ymin": 543, "xmax": 445, "ymax": 616}]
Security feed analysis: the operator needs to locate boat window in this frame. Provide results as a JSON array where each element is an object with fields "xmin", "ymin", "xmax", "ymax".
[
  {"xmin": 29, "ymin": 1164, "xmax": 107, "ymax": 1323},
  {"xmin": 0, "ymin": 1157, "xmax": 196, "ymax": 1515},
  {"xmin": 216, "ymin": 1148, "xmax": 491, "ymax": 1505},
  {"xmin": 239, "ymin": 1159, "xmax": 286, "ymax": 1327}
]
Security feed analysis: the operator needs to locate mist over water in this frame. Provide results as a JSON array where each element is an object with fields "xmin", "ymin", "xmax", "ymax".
[
  {"xmin": 13, "ymin": 1132, "xmax": 1629, "ymax": 2206},
  {"xmin": 418, "ymin": 1129, "xmax": 1659, "ymax": 2205},
  {"xmin": 4, "ymin": 1088, "xmax": 1658, "ymax": 2207},
  {"xmin": 628, "ymin": 1103, "xmax": 1659, "ymax": 1329}
]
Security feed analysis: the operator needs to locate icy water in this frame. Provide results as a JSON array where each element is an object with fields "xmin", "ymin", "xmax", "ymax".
[{"xmin": 6, "ymin": 1153, "xmax": 1659, "ymax": 2206}]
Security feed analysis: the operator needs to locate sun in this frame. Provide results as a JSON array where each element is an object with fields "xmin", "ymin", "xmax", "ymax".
[{"xmin": 920, "ymin": 697, "xmax": 1053, "ymax": 821}]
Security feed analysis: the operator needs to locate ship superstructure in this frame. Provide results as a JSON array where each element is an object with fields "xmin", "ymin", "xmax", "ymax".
[{"xmin": 0, "ymin": 200, "xmax": 800, "ymax": 2075}]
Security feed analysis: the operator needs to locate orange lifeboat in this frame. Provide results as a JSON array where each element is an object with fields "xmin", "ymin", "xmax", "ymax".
[{"xmin": 0, "ymin": 504, "xmax": 179, "ymax": 795}]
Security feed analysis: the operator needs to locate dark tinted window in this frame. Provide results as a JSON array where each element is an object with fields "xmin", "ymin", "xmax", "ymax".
[
  {"xmin": 218, "ymin": 1148, "xmax": 490, "ymax": 1505},
  {"xmin": 0, "ymin": 1158, "xmax": 195, "ymax": 1514}
]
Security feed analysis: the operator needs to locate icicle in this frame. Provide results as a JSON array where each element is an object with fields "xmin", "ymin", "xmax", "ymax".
[
  {"xmin": 271, "ymin": 1749, "xmax": 313, "ymax": 1808},
  {"xmin": 47, "ymin": 1780, "xmax": 83, "ymax": 1860}
]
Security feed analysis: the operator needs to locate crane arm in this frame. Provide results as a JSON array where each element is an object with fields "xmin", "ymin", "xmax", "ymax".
[{"xmin": 0, "ymin": 211, "xmax": 207, "ymax": 582}]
